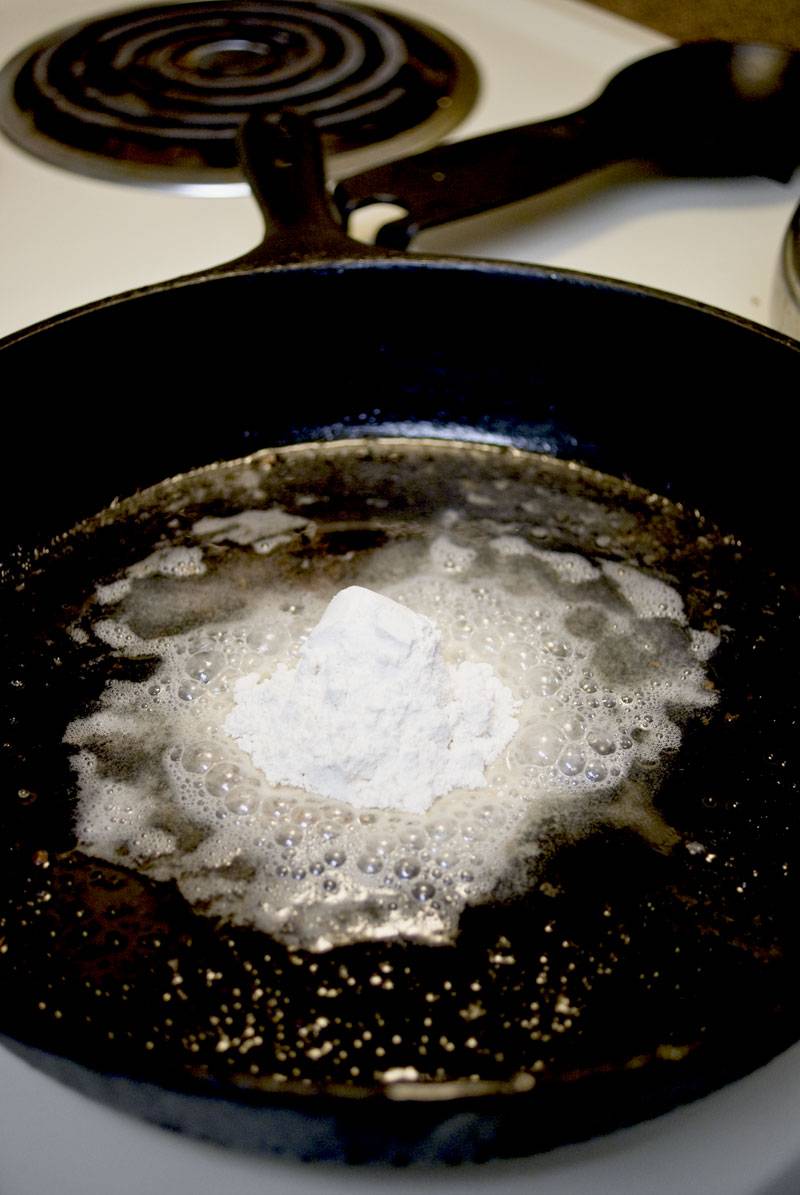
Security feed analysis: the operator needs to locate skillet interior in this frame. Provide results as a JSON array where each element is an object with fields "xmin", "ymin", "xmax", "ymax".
[
  {"xmin": 1, "ymin": 259, "xmax": 797, "ymax": 552},
  {"xmin": 1, "ymin": 260, "xmax": 799, "ymax": 1162}
]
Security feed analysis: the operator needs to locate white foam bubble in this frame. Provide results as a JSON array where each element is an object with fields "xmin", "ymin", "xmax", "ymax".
[
  {"xmin": 91, "ymin": 619, "xmax": 144, "ymax": 650},
  {"xmin": 95, "ymin": 578, "xmax": 132, "ymax": 605},
  {"xmin": 128, "ymin": 545, "xmax": 206, "ymax": 580},
  {"xmin": 490, "ymin": 535, "xmax": 534, "ymax": 557},
  {"xmin": 192, "ymin": 507, "xmax": 308, "ymax": 546},
  {"xmin": 690, "ymin": 628, "xmax": 720, "ymax": 661},
  {"xmin": 429, "ymin": 536, "xmax": 477, "ymax": 574},
  {"xmin": 600, "ymin": 560, "xmax": 686, "ymax": 623}
]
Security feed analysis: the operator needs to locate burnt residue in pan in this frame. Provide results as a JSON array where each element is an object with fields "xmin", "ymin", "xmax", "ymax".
[{"xmin": 1, "ymin": 439, "xmax": 799, "ymax": 1160}]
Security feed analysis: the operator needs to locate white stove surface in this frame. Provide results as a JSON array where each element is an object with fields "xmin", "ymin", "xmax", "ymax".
[{"xmin": 2, "ymin": 1, "xmax": 800, "ymax": 1192}]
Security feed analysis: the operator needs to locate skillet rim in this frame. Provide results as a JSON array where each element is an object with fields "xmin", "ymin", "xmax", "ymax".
[{"xmin": 2, "ymin": 252, "xmax": 799, "ymax": 354}]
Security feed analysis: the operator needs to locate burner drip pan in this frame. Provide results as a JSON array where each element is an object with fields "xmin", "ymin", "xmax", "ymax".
[{"xmin": 0, "ymin": 1, "xmax": 478, "ymax": 193}]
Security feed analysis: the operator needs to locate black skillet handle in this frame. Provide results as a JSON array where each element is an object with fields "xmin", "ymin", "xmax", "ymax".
[
  {"xmin": 233, "ymin": 111, "xmax": 382, "ymax": 267},
  {"xmin": 334, "ymin": 106, "xmax": 615, "ymax": 250},
  {"xmin": 334, "ymin": 39, "xmax": 800, "ymax": 249}
]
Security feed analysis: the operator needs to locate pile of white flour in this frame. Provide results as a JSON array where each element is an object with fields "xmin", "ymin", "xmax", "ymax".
[{"xmin": 225, "ymin": 586, "xmax": 518, "ymax": 813}]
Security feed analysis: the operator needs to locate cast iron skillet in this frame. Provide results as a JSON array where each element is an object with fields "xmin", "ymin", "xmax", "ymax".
[{"xmin": 1, "ymin": 111, "xmax": 800, "ymax": 1164}]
